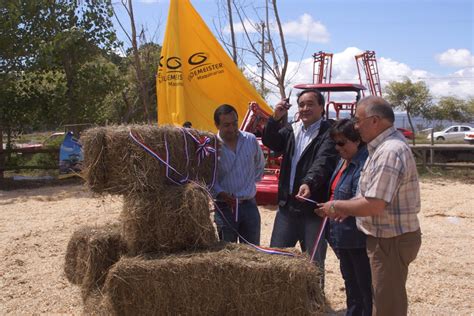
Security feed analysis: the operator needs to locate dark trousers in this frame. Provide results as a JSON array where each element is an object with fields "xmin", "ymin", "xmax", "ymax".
[
  {"xmin": 270, "ymin": 209, "xmax": 328, "ymax": 289},
  {"xmin": 366, "ymin": 229, "xmax": 422, "ymax": 316},
  {"xmin": 333, "ymin": 247, "xmax": 372, "ymax": 316},
  {"xmin": 214, "ymin": 198, "xmax": 261, "ymax": 245}
]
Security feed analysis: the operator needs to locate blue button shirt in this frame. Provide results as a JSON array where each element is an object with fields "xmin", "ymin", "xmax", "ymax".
[
  {"xmin": 289, "ymin": 118, "xmax": 322, "ymax": 192},
  {"xmin": 212, "ymin": 131, "xmax": 265, "ymax": 200}
]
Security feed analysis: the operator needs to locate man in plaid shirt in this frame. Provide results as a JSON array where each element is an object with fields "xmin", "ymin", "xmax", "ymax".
[{"xmin": 317, "ymin": 96, "xmax": 421, "ymax": 316}]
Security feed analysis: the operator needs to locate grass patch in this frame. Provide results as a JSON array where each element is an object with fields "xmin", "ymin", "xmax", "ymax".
[
  {"xmin": 412, "ymin": 136, "xmax": 467, "ymax": 145},
  {"xmin": 418, "ymin": 166, "xmax": 474, "ymax": 184}
]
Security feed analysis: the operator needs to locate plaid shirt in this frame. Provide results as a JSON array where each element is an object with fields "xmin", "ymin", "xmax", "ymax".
[{"xmin": 356, "ymin": 126, "xmax": 420, "ymax": 238}]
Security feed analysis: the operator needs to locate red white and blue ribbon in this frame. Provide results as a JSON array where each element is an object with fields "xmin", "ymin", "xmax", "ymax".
[
  {"xmin": 196, "ymin": 136, "xmax": 216, "ymax": 164},
  {"xmin": 296, "ymin": 195, "xmax": 328, "ymax": 263},
  {"xmin": 212, "ymin": 200, "xmax": 296, "ymax": 257},
  {"xmin": 163, "ymin": 133, "xmax": 189, "ymax": 184},
  {"xmin": 179, "ymin": 128, "xmax": 190, "ymax": 177},
  {"xmin": 128, "ymin": 128, "xmax": 296, "ymax": 258},
  {"xmin": 129, "ymin": 130, "xmax": 186, "ymax": 185},
  {"xmin": 181, "ymin": 128, "xmax": 218, "ymax": 189},
  {"xmin": 129, "ymin": 129, "xmax": 218, "ymax": 188},
  {"xmin": 310, "ymin": 217, "xmax": 328, "ymax": 263},
  {"xmin": 234, "ymin": 199, "xmax": 239, "ymax": 222}
]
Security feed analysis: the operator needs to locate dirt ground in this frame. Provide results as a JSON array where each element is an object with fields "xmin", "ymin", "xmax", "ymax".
[{"xmin": 0, "ymin": 179, "xmax": 472, "ymax": 315}]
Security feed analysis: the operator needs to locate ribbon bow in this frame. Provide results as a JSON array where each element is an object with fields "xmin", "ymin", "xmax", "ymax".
[{"xmin": 196, "ymin": 136, "xmax": 216, "ymax": 164}]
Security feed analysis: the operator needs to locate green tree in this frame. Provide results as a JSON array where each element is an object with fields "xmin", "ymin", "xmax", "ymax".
[
  {"xmin": 385, "ymin": 78, "xmax": 432, "ymax": 144},
  {"xmin": 1, "ymin": 1, "xmax": 51, "ymax": 146},
  {"xmin": 431, "ymin": 96, "xmax": 474, "ymax": 123},
  {"xmin": 1, "ymin": 0, "xmax": 119, "ymax": 128},
  {"xmin": 0, "ymin": 73, "xmax": 33, "ymax": 148},
  {"xmin": 15, "ymin": 70, "xmax": 68, "ymax": 130},
  {"xmin": 466, "ymin": 97, "xmax": 474, "ymax": 120},
  {"xmin": 118, "ymin": 42, "xmax": 161, "ymax": 123},
  {"xmin": 35, "ymin": 1, "xmax": 118, "ymax": 123},
  {"xmin": 1, "ymin": 1, "xmax": 45, "ymax": 73},
  {"xmin": 74, "ymin": 56, "xmax": 125, "ymax": 124},
  {"xmin": 113, "ymin": 0, "xmax": 163, "ymax": 123}
]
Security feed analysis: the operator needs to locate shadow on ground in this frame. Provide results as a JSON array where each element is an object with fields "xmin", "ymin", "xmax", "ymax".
[{"xmin": 0, "ymin": 177, "xmax": 83, "ymax": 191}]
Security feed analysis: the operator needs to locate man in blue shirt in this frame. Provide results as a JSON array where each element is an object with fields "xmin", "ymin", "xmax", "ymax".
[{"xmin": 212, "ymin": 104, "xmax": 265, "ymax": 245}]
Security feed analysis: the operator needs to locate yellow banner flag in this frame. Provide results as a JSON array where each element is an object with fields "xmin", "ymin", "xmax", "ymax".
[{"xmin": 157, "ymin": 0, "xmax": 272, "ymax": 131}]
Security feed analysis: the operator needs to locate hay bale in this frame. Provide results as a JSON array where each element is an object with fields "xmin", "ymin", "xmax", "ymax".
[
  {"xmin": 97, "ymin": 243, "xmax": 323, "ymax": 315},
  {"xmin": 64, "ymin": 223, "xmax": 127, "ymax": 298},
  {"xmin": 83, "ymin": 292, "xmax": 109, "ymax": 315},
  {"xmin": 122, "ymin": 183, "xmax": 218, "ymax": 255},
  {"xmin": 81, "ymin": 125, "xmax": 217, "ymax": 195}
]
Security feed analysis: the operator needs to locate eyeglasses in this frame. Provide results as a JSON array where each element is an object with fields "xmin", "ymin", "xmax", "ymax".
[
  {"xmin": 351, "ymin": 115, "xmax": 378, "ymax": 124},
  {"xmin": 335, "ymin": 141, "xmax": 347, "ymax": 147}
]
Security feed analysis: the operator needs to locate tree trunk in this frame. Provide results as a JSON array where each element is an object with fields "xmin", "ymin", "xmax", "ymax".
[
  {"xmin": 128, "ymin": 0, "xmax": 151, "ymax": 124},
  {"xmin": 6, "ymin": 126, "xmax": 12, "ymax": 162},
  {"xmin": 407, "ymin": 111, "xmax": 416, "ymax": 146},
  {"xmin": 0, "ymin": 127, "xmax": 4, "ymax": 179},
  {"xmin": 228, "ymin": 1, "xmax": 289, "ymax": 101},
  {"xmin": 271, "ymin": 0, "xmax": 288, "ymax": 99},
  {"xmin": 121, "ymin": 89, "xmax": 139, "ymax": 124},
  {"xmin": 227, "ymin": 0, "xmax": 238, "ymax": 65},
  {"xmin": 62, "ymin": 57, "xmax": 78, "ymax": 124}
]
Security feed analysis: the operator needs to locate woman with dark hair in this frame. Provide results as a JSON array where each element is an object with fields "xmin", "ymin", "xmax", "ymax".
[{"xmin": 319, "ymin": 118, "xmax": 372, "ymax": 316}]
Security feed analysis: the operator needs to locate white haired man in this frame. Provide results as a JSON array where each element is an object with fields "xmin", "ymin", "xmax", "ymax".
[{"xmin": 317, "ymin": 96, "xmax": 422, "ymax": 316}]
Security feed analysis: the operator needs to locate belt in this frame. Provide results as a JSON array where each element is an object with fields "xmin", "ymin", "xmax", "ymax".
[
  {"xmin": 214, "ymin": 197, "xmax": 255, "ymax": 222},
  {"xmin": 214, "ymin": 197, "xmax": 254, "ymax": 205},
  {"xmin": 237, "ymin": 197, "xmax": 254, "ymax": 204}
]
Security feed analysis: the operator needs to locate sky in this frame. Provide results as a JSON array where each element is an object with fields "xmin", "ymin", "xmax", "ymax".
[{"xmin": 113, "ymin": 0, "xmax": 474, "ymax": 107}]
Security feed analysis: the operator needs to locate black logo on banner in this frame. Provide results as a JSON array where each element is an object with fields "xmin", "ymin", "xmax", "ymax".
[
  {"xmin": 188, "ymin": 52, "xmax": 207, "ymax": 65},
  {"xmin": 158, "ymin": 51, "xmax": 224, "ymax": 86}
]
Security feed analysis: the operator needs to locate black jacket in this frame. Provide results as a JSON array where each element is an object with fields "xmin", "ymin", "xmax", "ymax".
[{"xmin": 262, "ymin": 117, "xmax": 338, "ymax": 215}]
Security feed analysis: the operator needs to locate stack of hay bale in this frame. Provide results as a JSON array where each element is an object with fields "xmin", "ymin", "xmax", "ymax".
[{"xmin": 65, "ymin": 125, "xmax": 324, "ymax": 315}]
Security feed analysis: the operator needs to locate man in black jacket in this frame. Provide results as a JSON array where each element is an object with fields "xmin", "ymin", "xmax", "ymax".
[{"xmin": 262, "ymin": 89, "xmax": 338, "ymax": 287}]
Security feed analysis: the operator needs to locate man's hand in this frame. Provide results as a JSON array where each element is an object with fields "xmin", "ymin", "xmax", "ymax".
[
  {"xmin": 273, "ymin": 100, "xmax": 290, "ymax": 121},
  {"xmin": 315, "ymin": 201, "xmax": 348, "ymax": 222},
  {"xmin": 296, "ymin": 184, "xmax": 311, "ymax": 200},
  {"xmin": 216, "ymin": 192, "xmax": 235, "ymax": 208},
  {"xmin": 314, "ymin": 206, "xmax": 325, "ymax": 218}
]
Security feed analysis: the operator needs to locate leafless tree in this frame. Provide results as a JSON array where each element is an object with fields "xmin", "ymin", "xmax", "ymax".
[
  {"xmin": 227, "ymin": 0, "xmax": 238, "ymax": 65},
  {"xmin": 113, "ymin": 0, "xmax": 152, "ymax": 123},
  {"xmin": 217, "ymin": 0, "xmax": 289, "ymax": 100}
]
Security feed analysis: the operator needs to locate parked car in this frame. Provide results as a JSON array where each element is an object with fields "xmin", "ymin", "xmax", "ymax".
[
  {"xmin": 42, "ymin": 132, "xmax": 65, "ymax": 147},
  {"xmin": 464, "ymin": 132, "xmax": 474, "ymax": 144},
  {"xmin": 426, "ymin": 125, "xmax": 474, "ymax": 141},
  {"xmin": 397, "ymin": 127, "xmax": 414, "ymax": 140},
  {"xmin": 13, "ymin": 132, "xmax": 65, "ymax": 150},
  {"xmin": 13, "ymin": 142, "xmax": 43, "ymax": 150}
]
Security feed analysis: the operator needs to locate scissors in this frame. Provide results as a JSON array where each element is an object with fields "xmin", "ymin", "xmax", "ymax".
[{"xmin": 283, "ymin": 88, "xmax": 293, "ymax": 110}]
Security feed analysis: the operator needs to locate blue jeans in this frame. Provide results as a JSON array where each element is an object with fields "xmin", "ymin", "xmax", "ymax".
[
  {"xmin": 270, "ymin": 209, "xmax": 328, "ymax": 288},
  {"xmin": 214, "ymin": 198, "xmax": 261, "ymax": 245},
  {"xmin": 333, "ymin": 248, "xmax": 372, "ymax": 316}
]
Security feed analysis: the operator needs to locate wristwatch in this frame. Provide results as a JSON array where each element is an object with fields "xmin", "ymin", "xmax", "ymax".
[{"xmin": 329, "ymin": 201, "xmax": 337, "ymax": 215}]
